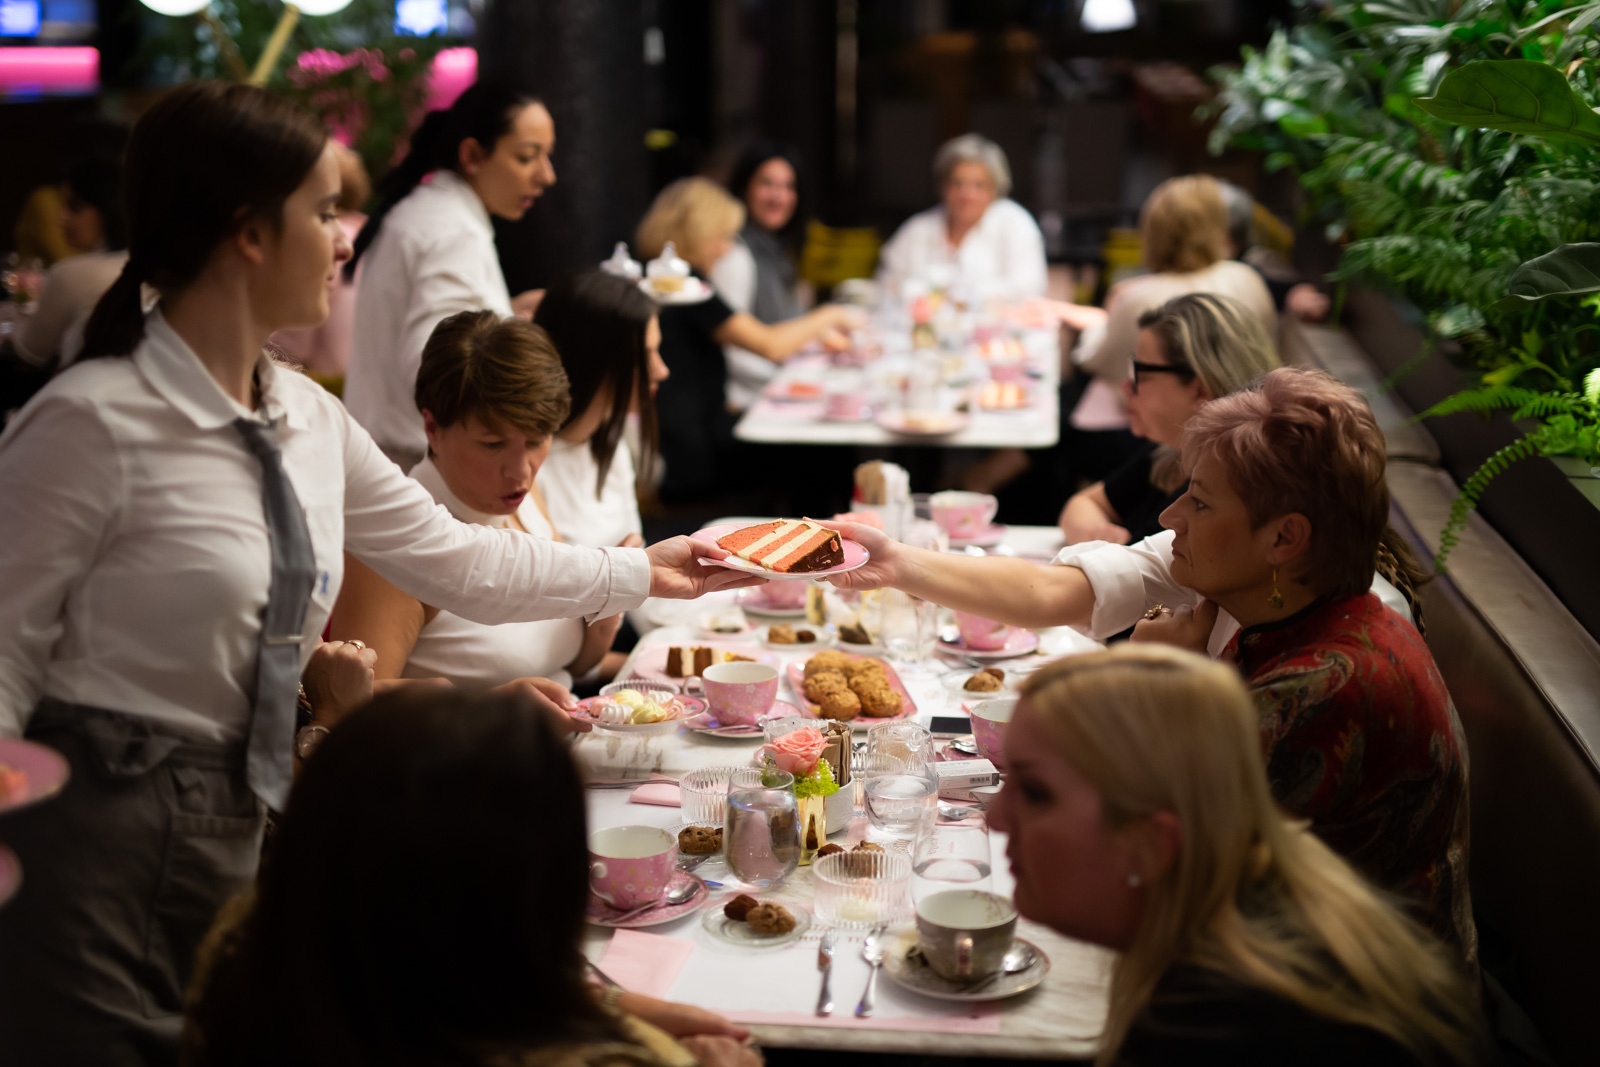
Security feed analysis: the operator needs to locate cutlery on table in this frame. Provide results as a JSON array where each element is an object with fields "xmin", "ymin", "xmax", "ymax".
[
  {"xmin": 815, "ymin": 929, "xmax": 837, "ymax": 1016},
  {"xmin": 608, "ymin": 880, "xmax": 697, "ymax": 923},
  {"xmin": 963, "ymin": 942, "xmax": 1037, "ymax": 994},
  {"xmin": 855, "ymin": 924, "xmax": 887, "ymax": 1018}
]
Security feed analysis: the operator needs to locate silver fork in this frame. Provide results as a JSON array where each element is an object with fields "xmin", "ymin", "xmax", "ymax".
[{"xmin": 855, "ymin": 924, "xmax": 888, "ymax": 1017}]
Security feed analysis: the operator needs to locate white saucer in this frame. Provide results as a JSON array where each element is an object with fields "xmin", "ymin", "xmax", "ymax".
[{"xmin": 639, "ymin": 277, "xmax": 714, "ymax": 305}]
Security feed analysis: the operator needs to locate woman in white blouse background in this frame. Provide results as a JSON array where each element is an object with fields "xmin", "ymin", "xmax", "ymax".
[
  {"xmin": 0, "ymin": 82, "xmax": 753, "ymax": 1065},
  {"xmin": 342, "ymin": 80, "xmax": 555, "ymax": 471},
  {"xmin": 330, "ymin": 310, "xmax": 624, "ymax": 694},
  {"xmin": 533, "ymin": 269, "xmax": 666, "ymax": 550},
  {"xmin": 875, "ymin": 133, "xmax": 1048, "ymax": 306}
]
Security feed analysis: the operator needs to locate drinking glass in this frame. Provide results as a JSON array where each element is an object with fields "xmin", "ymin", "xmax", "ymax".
[
  {"xmin": 866, "ymin": 721, "xmax": 932, "ymax": 765},
  {"xmin": 681, "ymin": 766, "xmax": 762, "ymax": 826},
  {"xmin": 879, "ymin": 589, "xmax": 938, "ymax": 663},
  {"xmin": 911, "ymin": 821, "xmax": 994, "ymax": 901},
  {"xmin": 862, "ymin": 757, "xmax": 937, "ymax": 839},
  {"xmin": 813, "ymin": 849, "xmax": 912, "ymax": 929},
  {"xmin": 725, "ymin": 773, "xmax": 801, "ymax": 888}
]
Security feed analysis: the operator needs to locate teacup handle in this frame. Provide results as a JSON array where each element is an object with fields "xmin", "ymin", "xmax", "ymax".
[
  {"xmin": 589, "ymin": 859, "xmax": 616, "ymax": 907},
  {"xmin": 684, "ymin": 677, "xmax": 705, "ymax": 697},
  {"xmin": 955, "ymin": 935, "xmax": 974, "ymax": 980}
]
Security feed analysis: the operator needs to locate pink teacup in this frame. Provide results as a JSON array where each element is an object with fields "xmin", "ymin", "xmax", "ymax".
[
  {"xmin": 989, "ymin": 360, "xmax": 1026, "ymax": 383},
  {"xmin": 969, "ymin": 697, "xmax": 1016, "ymax": 770},
  {"xmin": 589, "ymin": 825, "xmax": 677, "ymax": 909},
  {"xmin": 955, "ymin": 610, "xmax": 1012, "ymax": 651},
  {"xmin": 929, "ymin": 490, "xmax": 998, "ymax": 541},
  {"xmin": 701, "ymin": 661, "xmax": 780, "ymax": 726},
  {"xmin": 825, "ymin": 388, "xmax": 870, "ymax": 420},
  {"xmin": 753, "ymin": 581, "xmax": 807, "ymax": 610}
]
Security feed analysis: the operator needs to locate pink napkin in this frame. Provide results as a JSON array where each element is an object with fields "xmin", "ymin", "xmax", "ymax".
[
  {"xmin": 596, "ymin": 929, "xmax": 697, "ymax": 998},
  {"xmin": 628, "ymin": 780, "xmax": 682, "ymax": 807}
]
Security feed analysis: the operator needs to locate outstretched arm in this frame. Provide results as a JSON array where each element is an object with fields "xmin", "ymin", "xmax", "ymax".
[{"xmin": 825, "ymin": 522, "xmax": 1096, "ymax": 631}]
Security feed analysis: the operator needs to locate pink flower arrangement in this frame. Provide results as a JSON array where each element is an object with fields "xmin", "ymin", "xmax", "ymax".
[{"xmin": 762, "ymin": 727, "xmax": 828, "ymax": 778}]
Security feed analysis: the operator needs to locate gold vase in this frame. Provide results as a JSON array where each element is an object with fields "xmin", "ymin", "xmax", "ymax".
[{"xmin": 797, "ymin": 793, "xmax": 827, "ymax": 866}]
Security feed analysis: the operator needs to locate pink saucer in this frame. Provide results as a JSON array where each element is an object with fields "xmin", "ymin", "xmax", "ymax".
[
  {"xmin": 948, "ymin": 523, "xmax": 1007, "ymax": 548},
  {"xmin": 938, "ymin": 630, "xmax": 1041, "ymax": 660},
  {"xmin": 0, "ymin": 843, "xmax": 17, "ymax": 910},
  {"xmin": 0, "ymin": 738, "xmax": 70, "ymax": 815},
  {"xmin": 690, "ymin": 524, "xmax": 869, "ymax": 582},
  {"xmin": 586, "ymin": 870, "xmax": 710, "ymax": 928},
  {"xmin": 685, "ymin": 700, "xmax": 805, "ymax": 737}
]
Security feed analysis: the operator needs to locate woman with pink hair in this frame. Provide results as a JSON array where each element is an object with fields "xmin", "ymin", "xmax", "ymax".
[{"xmin": 831, "ymin": 368, "xmax": 1474, "ymax": 962}]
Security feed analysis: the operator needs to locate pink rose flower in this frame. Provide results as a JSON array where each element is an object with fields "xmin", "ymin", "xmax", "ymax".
[{"xmin": 763, "ymin": 728, "xmax": 829, "ymax": 778}]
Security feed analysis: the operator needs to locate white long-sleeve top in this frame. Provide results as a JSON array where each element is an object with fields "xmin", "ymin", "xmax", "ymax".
[
  {"xmin": 876, "ymin": 199, "xmax": 1048, "ymax": 306},
  {"xmin": 0, "ymin": 311, "xmax": 649, "ymax": 741},
  {"xmin": 343, "ymin": 169, "xmax": 512, "ymax": 455},
  {"xmin": 1055, "ymin": 530, "xmax": 1411, "ymax": 657}
]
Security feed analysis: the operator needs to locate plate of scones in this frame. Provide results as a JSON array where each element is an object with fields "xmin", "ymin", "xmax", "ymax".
[{"xmin": 786, "ymin": 650, "xmax": 916, "ymax": 728}]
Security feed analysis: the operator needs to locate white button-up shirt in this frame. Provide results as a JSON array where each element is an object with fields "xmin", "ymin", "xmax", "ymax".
[
  {"xmin": 343, "ymin": 169, "xmax": 513, "ymax": 455},
  {"xmin": 0, "ymin": 312, "xmax": 649, "ymax": 741},
  {"xmin": 1055, "ymin": 530, "xmax": 1412, "ymax": 657},
  {"xmin": 876, "ymin": 199, "xmax": 1048, "ymax": 306}
]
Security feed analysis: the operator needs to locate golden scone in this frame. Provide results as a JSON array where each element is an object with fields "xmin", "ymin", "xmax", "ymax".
[
  {"xmin": 855, "ymin": 681, "xmax": 902, "ymax": 718},
  {"xmin": 842, "ymin": 658, "xmax": 886, "ymax": 682},
  {"xmin": 818, "ymin": 688, "xmax": 861, "ymax": 721},
  {"xmin": 745, "ymin": 903, "xmax": 797, "ymax": 935},
  {"xmin": 963, "ymin": 668, "xmax": 1004, "ymax": 692},
  {"xmin": 803, "ymin": 650, "xmax": 852, "ymax": 678},
  {"xmin": 802, "ymin": 671, "xmax": 849, "ymax": 704},
  {"xmin": 767, "ymin": 624, "xmax": 798, "ymax": 644}
]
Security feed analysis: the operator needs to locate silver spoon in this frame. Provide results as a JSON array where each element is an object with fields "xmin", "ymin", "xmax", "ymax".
[
  {"xmin": 609, "ymin": 879, "xmax": 698, "ymax": 923},
  {"xmin": 964, "ymin": 943, "xmax": 1037, "ymax": 993},
  {"xmin": 938, "ymin": 801, "xmax": 980, "ymax": 821}
]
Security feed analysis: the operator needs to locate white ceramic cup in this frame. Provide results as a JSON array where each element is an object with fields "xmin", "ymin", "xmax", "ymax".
[{"xmin": 915, "ymin": 889, "xmax": 1018, "ymax": 982}]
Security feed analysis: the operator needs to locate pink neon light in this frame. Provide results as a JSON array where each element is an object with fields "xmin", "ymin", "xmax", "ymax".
[
  {"xmin": 0, "ymin": 46, "xmax": 99, "ymax": 93},
  {"xmin": 425, "ymin": 47, "xmax": 476, "ymax": 112}
]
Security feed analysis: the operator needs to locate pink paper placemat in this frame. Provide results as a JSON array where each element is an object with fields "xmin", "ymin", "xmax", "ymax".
[
  {"xmin": 597, "ymin": 929, "xmax": 697, "ymax": 999},
  {"xmin": 630, "ymin": 781, "xmax": 682, "ymax": 807}
]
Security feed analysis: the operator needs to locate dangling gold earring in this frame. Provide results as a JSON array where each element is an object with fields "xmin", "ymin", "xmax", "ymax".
[{"xmin": 1269, "ymin": 567, "xmax": 1284, "ymax": 610}]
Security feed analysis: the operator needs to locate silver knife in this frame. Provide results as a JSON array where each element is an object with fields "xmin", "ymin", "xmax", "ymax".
[{"xmin": 815, "ymin": 929, "xmax": 837, "ymax": 1016}]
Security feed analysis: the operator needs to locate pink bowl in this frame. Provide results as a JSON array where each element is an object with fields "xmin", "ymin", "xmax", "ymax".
[{"xmin": 969, "ymin": 698, "xmax": 1016, "ymax": 770}]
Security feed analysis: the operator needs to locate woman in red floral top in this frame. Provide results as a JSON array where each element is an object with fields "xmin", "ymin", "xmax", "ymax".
[{"xmin": 1129, "ymin": 367, "xmax": 1473, "ymax": 962}]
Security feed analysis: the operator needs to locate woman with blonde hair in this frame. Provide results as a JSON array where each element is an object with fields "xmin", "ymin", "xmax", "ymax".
[
  {"xmin": 1058, "ymin": 292, "xmax": 1280, "ymax": 546},
  {"xmin": 831, "ymin": 369, "xmax": 1471, "ymax": 958},
  {"xmin": 635, "ymin": 177, "xmax": 857, "ymax": 502},
  {"xmin": 993, "ymin": 645, "xmax": 1485, "ymax": 1065}
]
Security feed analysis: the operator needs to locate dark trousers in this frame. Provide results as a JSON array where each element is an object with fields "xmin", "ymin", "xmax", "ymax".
[{"xmin": 0, "ymin": 702, "xmax": 264, "ymax": 1067}]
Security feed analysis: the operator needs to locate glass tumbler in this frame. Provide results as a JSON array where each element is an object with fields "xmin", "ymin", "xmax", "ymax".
[
  {"xmin": 911, "ymin": 820, "xmax": 995, "ymax": 900},
  {"xmin": 862, "ymin": 757, "xmax": 937, "ymax": 839},
  {"xmin": 813, "ymin": 849, "xmax": 913, "ymax": 929},
  {"xmin": 680, "ymin": 766, "xmax": 762, "ymax": 826},
  {"xmin": 725, "ymin": 774, "xmax": 801, "ymax": 889}
]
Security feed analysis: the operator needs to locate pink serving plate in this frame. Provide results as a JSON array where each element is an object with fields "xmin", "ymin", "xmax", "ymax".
[
  {"xmin": 0, "ymin": 738, "xmax": 70, "ymax": 815},
  {"xmin": 627, "ymin": 646, "xmax": 780, "ymax": 685},
  {"xmin": 937, "ymin": 630, "xmax": 1040, "ymax": 660},
  {"xmin": 947, "ymin": 523, "xmax": 1008, "ymax": 548},
  {"xmin": 689, "ymin": 523, "xmax": 869, "ymax": 581},
  {"xmin": 585, "ymin": 869, "xmax": 711, "ymax": 928},
  {"xmin": 785, "ymin": 653, "xmax": 918, "ymax": 729}
]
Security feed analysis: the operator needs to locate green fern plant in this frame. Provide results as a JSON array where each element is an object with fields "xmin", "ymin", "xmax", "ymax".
[{"xmin": 1412, "ymin": 379, "xmax": 1600, "ymax": 566}]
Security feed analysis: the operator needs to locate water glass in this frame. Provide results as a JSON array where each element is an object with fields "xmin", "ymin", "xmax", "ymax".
[
  {"xmin": 813, "ymin": 849, "xmax": 912, "ymax": 929},
  {"xmin": 862, "ymin": 759, "xmax": 937, "ymax": 838},
  {"xmin": 911, "ymin": 821, "xmax": 995, "ymax": 900},
  {"xmin": 725, "ymin": 780, "xmax": 802, "ymax": 888},
  {"xmin": 681, "ymin": 766, "xmax": 762, "ymax": 826},
  {"xmin": 879, "ymin": 589, "xmax": 939, "ymax": 663}
]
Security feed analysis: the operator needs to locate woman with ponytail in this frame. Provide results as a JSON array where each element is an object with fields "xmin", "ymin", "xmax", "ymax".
[
  {"xmin": 0, "ymin": 82, "xmax": 754, "ymax": 1065},
  {"xmin": 995, "ymin": 645, "xmax": 1486, "ymax": 1066},
  {"xmin": 343, "ymin": 80, "xmax": 555, "ymax": 470}
]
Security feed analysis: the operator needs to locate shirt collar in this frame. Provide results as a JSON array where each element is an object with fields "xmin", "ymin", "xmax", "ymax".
[
  {"xmin": 135, "ymin": 310, "xmax": 309, "ymax": 434},
  {"xmin": 410, "ymin": 455, "xmax": 513, "ymax": 529},
  {"xmin": 426, "ymin": 169, "xmax": 493, "ymax": 234}
]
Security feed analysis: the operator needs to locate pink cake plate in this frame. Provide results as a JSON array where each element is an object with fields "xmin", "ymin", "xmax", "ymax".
[
  {"xmin": 937, "ymin": 630, "xmax": 1041, "ymax": 660},
  {"xmin": 690, "ymin": 523, "xmax": 869, "ymax": 582}
]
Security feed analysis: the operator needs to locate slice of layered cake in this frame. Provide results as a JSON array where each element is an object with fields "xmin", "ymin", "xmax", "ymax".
[
  {"xmin": 715, "ymin": 520, "xmax": 845, "ymax": 573},
  {"xmin": 664, "ymin": 647, "xmax": 756, "ymax": 677}
]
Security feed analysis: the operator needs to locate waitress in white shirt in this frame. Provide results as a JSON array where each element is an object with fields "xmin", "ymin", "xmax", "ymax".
[
  {"xmin": 876, "ymin": 133, "xmax": 1047, "ymax": 306},
  {"xmin": 342, "ymin": 80, "xmax": 554, "ymax": 471},
  {"xmin": 533, "ymin": 269, "xmax": 666, "ymax": 549},
  {"xmin": 0, "ymin": 82, "xmax": 752, "ymax": 1065}
]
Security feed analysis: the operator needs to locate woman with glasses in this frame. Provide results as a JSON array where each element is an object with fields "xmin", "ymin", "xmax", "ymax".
[{"xmin": 1058, "ymin": 293, "xmax": 1279, "ymax": 546}]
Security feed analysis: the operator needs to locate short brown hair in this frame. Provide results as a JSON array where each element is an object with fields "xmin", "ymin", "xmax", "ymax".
[
  {"xmin": 414, "ymin": 311, "xmax": 571, "ymax": 441},
  {"xmin": 1141, "ymin": 175, "xmax": 1231, "ymax": 274},
  {"xmin": 1181, "ymin": 367, "xmax": 1387, "ymax": 598}
]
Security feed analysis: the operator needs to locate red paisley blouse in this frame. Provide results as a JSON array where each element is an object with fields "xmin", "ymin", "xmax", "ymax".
[{"xmin": 1226, "ymin": 592, "xmax": 1475, "ymax": 961}]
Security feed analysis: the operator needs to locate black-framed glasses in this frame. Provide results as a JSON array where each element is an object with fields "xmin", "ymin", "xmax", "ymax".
[{"xmin": 1128, "ymin": 360, "xmax": 1196, "ymax": 394}]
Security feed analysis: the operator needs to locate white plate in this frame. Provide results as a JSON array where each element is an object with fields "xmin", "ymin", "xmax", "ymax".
[
  {"xmin": 757, "ymin": 623, "xmax": 834, "ymax": 650},
  {"xmin": 701, "ymin": 900, "xmax": 813, "ymax": 948},
  {"xmin": 691, "ymin": 524, "xmax": 869, "ymax": 582},
  {"xmin": 638, "ymin": 276, "xmax": 714, "ymax": 305},
  {"xmin": 571, "ymin": 693, "xmax": 705, "ymax": 732},
  {"xmin": 877, "ymin": 410, "xmax": 970, "ymax": 437}
]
